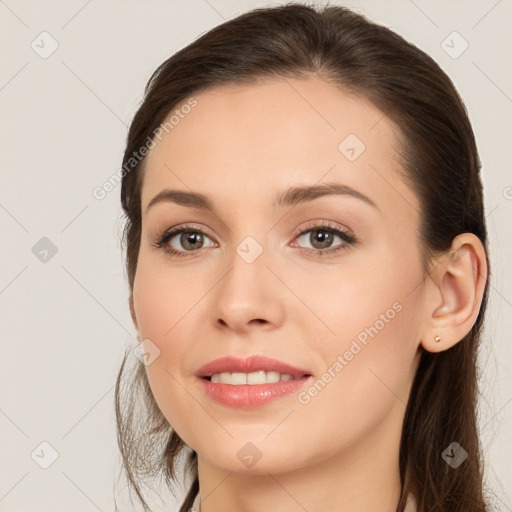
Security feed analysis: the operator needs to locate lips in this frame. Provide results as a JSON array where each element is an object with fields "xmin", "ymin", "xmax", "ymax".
[
  {"xmin": 196, "ymin": 355, "xmax": 313, "ymax": 379},
  {"xmin": 196, "ymin": 355, "xmax": 314, "ymax": 408}
]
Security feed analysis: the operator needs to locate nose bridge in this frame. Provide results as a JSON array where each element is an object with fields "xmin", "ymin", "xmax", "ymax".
[
  {"xmin": 223, "ymin": 208, "xmax": 273, "ymax": 270},
  {"xmin": 235, "ymin": 234, "xmax": 266, "ymax": 266},
  {"xmin": 221, "ymin": 232, "xmax": 270, "ymax": 300}
]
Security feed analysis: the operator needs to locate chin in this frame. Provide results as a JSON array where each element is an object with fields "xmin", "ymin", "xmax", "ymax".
[{"xmin": 197, "ymin": 442, "xmax": 312, "ymax": 475}]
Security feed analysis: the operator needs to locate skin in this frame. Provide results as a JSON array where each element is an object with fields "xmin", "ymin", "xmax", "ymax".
[{"xmin": 129, "ymin": 76, "xmax": 487, "ymax": 512}]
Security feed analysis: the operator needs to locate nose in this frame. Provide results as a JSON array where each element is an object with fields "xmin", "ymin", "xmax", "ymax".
[{"xmin": 211, "ymin": 239, "xmax": 286, "ymax": 335}]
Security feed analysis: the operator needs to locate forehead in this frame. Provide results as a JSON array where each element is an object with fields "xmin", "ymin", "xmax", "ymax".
[{"xmin": 140, "ymin": 76, "xmax": 418, "ymax": 218}]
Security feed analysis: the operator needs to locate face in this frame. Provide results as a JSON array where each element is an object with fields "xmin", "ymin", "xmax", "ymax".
[{"xmin": 130, "ymin": 76, "xmax": 426, "ymax": 475}]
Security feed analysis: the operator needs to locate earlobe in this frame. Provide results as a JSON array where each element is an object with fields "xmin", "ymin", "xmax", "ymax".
[{"xmin": 421, "ymin": 233, "xmax": 487, "ymax": 353}]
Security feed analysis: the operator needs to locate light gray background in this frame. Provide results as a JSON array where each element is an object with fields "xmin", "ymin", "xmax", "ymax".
[{"xmin": 0, "ymin": 0, "xmax": 511, "ymax": 510}]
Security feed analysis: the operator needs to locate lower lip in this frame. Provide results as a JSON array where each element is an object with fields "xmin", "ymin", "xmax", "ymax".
[{"xmin": 199, "ymin": 376, "xmax": 313, "ymax": 408}]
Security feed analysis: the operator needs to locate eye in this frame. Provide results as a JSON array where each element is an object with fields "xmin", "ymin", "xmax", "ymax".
[
  {"xmin": 292, "ymin": 221, "xmax": 357, "ymax": 256},
  {"xmin": 152, "ymin": 223, "xmax": 216, "ymax": 257}
]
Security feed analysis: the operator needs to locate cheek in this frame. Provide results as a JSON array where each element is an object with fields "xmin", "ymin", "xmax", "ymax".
[
  {"xmin": 131, "ymin": 257, "xmax": 212, "ymax": 435},
  {"xmin": 299, "ymin": 251, "xmax": 423, "ymax": 416},
  {"xmin": 299, "ymin": 243, "xmax": 423, "ymax": 347},
  {"xmin": 292, "ymin": 299, "xmax": 420, "ymax": 464},
  {"xmin": 132, "ymin": 253, "xmax": 206, "ymax": 341}
]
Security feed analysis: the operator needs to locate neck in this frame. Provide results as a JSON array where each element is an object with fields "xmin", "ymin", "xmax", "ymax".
[{"xmin": 196, "ymin": 401, "xmax": 409, "ymax": 512}]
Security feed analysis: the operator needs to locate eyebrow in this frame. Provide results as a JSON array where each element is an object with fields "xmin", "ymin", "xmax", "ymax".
[{"xmin": 144, "ymin": 181, "xmax": 379, "ymax": 215}]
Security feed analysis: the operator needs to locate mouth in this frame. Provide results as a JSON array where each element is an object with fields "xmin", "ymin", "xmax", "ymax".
[
  {"xmin": 202, "ymin": 371, "xmax": 311, "ymax": 384},
  {"xmin": 196, "ymin": 355, "xmax": 313, "ymax": 381},
  {"xmin": 196, "ymin": 355, "xmax": 313, "ymax": 408}
]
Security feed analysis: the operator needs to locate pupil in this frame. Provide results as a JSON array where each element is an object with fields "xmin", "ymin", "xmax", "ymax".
[
  {"xmin": 182, "ymin": 231, "xmax": 202, "ymax": 249},
  {"xmin": 312, "ymin": 229, "xmax": 332, "ymax": 249}
]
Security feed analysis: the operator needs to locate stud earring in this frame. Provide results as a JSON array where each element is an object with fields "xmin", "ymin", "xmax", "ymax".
[{"xmin": 434, "ymin": 335, "xmax": 441, "ymax": 343}]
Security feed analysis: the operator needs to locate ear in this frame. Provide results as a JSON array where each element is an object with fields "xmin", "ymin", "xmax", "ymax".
[
  {"xmin": 129, "ymin": 294, "xmax": 141, "ymax": 341},
  {"xmin": 420, "ymin": 233, "xmax": 488, "ymax": 353}
]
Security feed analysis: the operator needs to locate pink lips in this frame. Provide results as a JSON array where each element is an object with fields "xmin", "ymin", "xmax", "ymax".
[
  {"xmin": 196, "ymin": 355, "xmax": 313, "ymax": 409},
  {"xmin": 196, "ymin": 355, "xmax": 311, "ymax": 378}
]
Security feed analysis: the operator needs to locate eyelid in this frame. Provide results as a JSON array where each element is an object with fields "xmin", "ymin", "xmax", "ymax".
[
  {"xmin": 152, "ymin": 222, "xmax": 217, "ymax": 248},
  {"xmin": 290, "ymin": 219, "xmax": 356, "ymax": 242}
]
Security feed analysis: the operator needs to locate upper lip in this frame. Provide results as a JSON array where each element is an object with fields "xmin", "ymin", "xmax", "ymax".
[{"xmin": 196, "ymin": 356, "xmax": 312, "ymax": 378}]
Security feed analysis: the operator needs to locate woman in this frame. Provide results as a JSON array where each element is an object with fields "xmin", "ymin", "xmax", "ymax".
[{"xmin": 115, "ymin": 3, "xmax": 492, "ymax": 511}]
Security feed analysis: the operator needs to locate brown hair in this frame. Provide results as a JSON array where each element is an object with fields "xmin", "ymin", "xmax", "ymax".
[{"xmin": 115, "ymin": 3, "xmax": 493, "ymax": 511}]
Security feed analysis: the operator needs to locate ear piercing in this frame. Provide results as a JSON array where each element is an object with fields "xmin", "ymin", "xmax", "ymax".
[{"xmin": 434, "ymin": 335, "xmax": 441, "ymax": 343}]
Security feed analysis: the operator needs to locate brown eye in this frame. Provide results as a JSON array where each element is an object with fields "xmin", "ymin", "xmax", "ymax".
[
  {"xmin": 167, "ymin": 229, "xmax": 215, "ymax": 253},
  {"xmin": 154, "ymin": 224, "xmax": 216, "ymax": 257},
  {"xmin": 296, "ymin": 226, "xmax": 354, "ymax": 252},
  {"xmin": 177, "ymin": 231, "xmax": 204, "ymax": 251},
  {"xmin": 306, "ymin": 229, "xmax": 335, "ymax": 250}
]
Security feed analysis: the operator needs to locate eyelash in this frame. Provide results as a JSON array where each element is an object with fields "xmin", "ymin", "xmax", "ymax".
[{"xmin": 152, "ymin": 221, "xmax": 357, "ymax": 258}]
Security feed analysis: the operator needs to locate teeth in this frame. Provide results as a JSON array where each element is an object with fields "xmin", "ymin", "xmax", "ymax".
[{"xmin": 209, "ymin": 371, "xmax": 303, "ymax": 385}]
